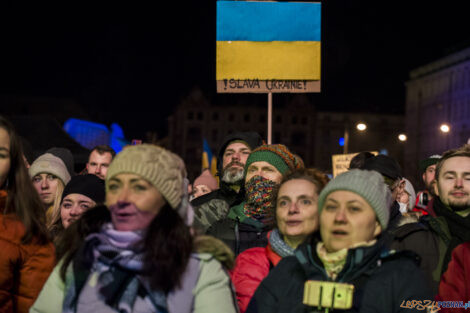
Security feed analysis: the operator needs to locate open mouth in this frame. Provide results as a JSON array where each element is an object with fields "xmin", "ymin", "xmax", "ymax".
[
  {"xmin": 286, "ymin": 221, "xmax": 302, "ymax": 226},
  {"xmin": 116, "ymin": 212, "xmax": 134, "ymax": 217},
  {"xmin": 332, "ymin": 230, "xmax": 348, "ymax": 236}
]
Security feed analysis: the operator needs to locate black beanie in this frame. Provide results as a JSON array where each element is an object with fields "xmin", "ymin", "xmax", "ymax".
[
  {"xmin": 61, "ymin": 174, "xmax": 105, "ymax": 203},
  {"xmin": 47, "ymin": 147, "xmax": 76, "ymax": 176},
  {"xmin": 360, "ymin": 154, "xmax": 402, "ymax": 180},
  {"xmin": 217, "ymin": 131, "xmax": 264, "ymax": 174}
]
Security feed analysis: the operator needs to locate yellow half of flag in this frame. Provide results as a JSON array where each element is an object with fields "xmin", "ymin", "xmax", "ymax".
[{"xmin": 216, "ymin": 41, "xmax": 321, "ymax": 80}]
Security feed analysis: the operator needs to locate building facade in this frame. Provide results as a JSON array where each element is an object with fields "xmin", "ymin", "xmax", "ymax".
[
  {"xmin": 405, "ymin": 46, "xmax": 470, "ymax": 184},
  {"xmin": 168, "ymin": 88, "xmax": 405, "ymax": 180}
]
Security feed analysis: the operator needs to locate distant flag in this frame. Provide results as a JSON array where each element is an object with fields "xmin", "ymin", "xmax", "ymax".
[{"xmin": 202, "ymin": 139, "xmax": 217, "ymax": 177}]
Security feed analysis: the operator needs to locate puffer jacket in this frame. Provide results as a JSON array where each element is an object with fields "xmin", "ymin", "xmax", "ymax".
[
  {"xmin": 0, "ymin": 191, "xmax": 55, "ymax": 313},
  {"xmin": 30, "ymin": 253, "xmax": 237, "ymax": 313},
  {"xmin": 206, "ymin": 202, "xmax": 272, "ymax": 256},
  {"xmin": 231, "ymin": 233, "xmax": 281, "ymax": 313},
  {"xmin": 436, "ymin": 241, "xmax": 470, "ymax": 313},
  {"xmin": 246, "ymin": 237, "xmax": 432, "ymax": 313},
  {"xmin": 31, "ymin": 206, "xmax": 237, "ymax": 313}
]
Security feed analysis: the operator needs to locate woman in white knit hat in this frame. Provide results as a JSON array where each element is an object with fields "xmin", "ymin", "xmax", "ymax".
[
  {"xmin": 247, "ymin": 169, "xmax": 432, "ymax": 313},
  {"xmin": 31, "ymin": 144, "xmax": 237, "ymax": 313},
  {"xmin": 29, "ymin": 151, "xmax": 72, "ymax": 229}
]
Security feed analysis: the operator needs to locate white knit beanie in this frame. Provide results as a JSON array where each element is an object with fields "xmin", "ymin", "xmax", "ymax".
[
  {"xmin": 105, "ymin": 144, "xmax": 183, "ymax": 209},
  {"xmin": 317, "ymin": 169, "xmax": 392, "ymax": 229},
  {"xmin": 29, "ymin": 153, "xmax": 71, "ymax": 185}
]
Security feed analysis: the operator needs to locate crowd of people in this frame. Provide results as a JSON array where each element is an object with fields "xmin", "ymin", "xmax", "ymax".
[{"xmin": 0, "ymin": 114, "xmax": 469, "ymax": 312}]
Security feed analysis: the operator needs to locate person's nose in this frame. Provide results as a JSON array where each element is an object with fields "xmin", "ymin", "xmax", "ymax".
[
  {"xmin": 288, "ymin": 201, "xmax": 300, "ymax": 215},
  {"xmin": 455, "ymin": 177, "xmax": 464, "ymax": 188},
  {"xmin": 117, "ymin": 187, "xmax": 130, "ymax": 202},
  {"xmin": 95, "ymin": 165, "xmax": 102, "ymax": 174},
  {"xmin": 231, "ymin": 152, "xmax": 241, "ymax": 162},
  {"xmin": 41, "ymin": 178, "xmax": 49, "ymax": 189},
  {"xmin": 334, "ymin": 208, "xmax": 347, "ymax": 223},
  {"xmin": 70, "ymin": 205, "xmax": 82, "ymax": 217}
]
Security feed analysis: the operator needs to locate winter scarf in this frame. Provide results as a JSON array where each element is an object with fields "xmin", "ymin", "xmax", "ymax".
[
  {"xmin": 63, "ymin": 223, "xmax": 167, "ymax": 313},
  {"xmin": 269, "ymin": 228, "xmax": 294, "ymax": 258},
  {"xmin": 316, "ymin": 240, "xmax": 378, "ymax": 280},
  {"xmin": 433, "ymin": 197, "xmax": 470, "ymax": 274},
  {"xmin": 316, "ymin": 242, "xmax": 348, "ymax": 280},
  {"xmin": 243, "ymin": 175, "xmax": 277, "ymax": 224}
]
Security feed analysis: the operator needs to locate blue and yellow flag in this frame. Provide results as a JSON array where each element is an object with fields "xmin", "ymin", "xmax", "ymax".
[
  {"xmin": 216, "ymin": 1, "xmax": 321, "ymax": 92},
  {"xmin": 202, "ymin": 139, "xmax": 218, "ymax": 177}
]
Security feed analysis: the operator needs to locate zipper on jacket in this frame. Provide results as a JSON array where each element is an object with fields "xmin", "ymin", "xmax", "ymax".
[{"xmin": 235, "ymin": 216, "xmax": 240, "ymax": 255}]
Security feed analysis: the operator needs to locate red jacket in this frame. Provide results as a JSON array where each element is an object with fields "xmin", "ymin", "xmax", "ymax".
[
  {"xmin": 230, "ymin": 232, "xmax": 282, "ymax": 313},
  {"xmin": 436, "ymin": 241, "xmax": 470, "ymax": 312},
  {"xmin": 0, "ymin": 191, "xmax": 55, "ymax": 313}
]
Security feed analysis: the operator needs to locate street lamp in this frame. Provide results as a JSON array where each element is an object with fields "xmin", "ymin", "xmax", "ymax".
[
  {"xmin": 344, "ymin": 122, "xmax": 367, "ymax": 154},
  {"xmin": 398, "ymin": 134, "xmax": 407, "ymax": 142},
  {"xmin": 356, "ymin": 123, "xmax": 367, "ymax": 131},
  {"xmin": 440, "ymin": 124, "xmax": 450, "ymax": 133}
]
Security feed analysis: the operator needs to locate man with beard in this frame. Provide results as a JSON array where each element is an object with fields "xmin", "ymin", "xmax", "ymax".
[
  {"xmin": 207, "ymin": 144, "xmax": 303, "ymax": 256},
  {"xmin": 392, "ymin": 144, "xmax": 470, "ymax": 295},
  {"xmin": 191, "ymin": 132, "xmax": 263, "ymax": 233},
  {"xmin": 414, "ymin": 154, "xmax": 441, "ymax": 215}
]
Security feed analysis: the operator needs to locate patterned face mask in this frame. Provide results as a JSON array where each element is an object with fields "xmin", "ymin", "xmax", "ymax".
[{"xmin": 243, "ymin": 175, "xmax": 277, "ymax": 222}]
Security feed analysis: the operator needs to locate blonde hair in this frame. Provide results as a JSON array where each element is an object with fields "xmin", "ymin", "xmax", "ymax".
[{"xmin": 46, "ymin": 180, "xmax": 65, "ymax": 231}]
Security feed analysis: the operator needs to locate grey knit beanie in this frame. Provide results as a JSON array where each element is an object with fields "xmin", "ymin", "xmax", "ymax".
[
  {"xmin": 317, "ymin": 169, "xmax": 392, "ymax": 229},
  {"xmin": 29, "ymin": 153, "xmax": 71, "ymax": 185},
  {"xmin": 105, "ymin": 144, "xmax": 183, "ymax": 209}
]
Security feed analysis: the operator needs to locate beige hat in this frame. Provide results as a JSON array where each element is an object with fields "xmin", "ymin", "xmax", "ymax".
[
  {"xmin": 29, "ymin": 153, "xmax": 71, "ymax": 185},
  {"xmin": 106, "ymin": 144, "xmax": 183, "ymax": 209}
]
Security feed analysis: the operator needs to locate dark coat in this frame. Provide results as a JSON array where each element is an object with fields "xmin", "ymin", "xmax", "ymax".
[
  {"xmin": 390, "ymin": 197, "xmax": 470, "ymax": 296},
  {"xmin": 247, "ymin": 237, "xmax": 432, "ymax": 313},
  {"xmin": 390, "ymin": 217, "xmax": 445, "ymax": 296},
  {"xmin": 206, "ymin": 202, "xmax": 272, "ymax": 256},
  {"xmin": 191, "ymin": 183, "xmax": 244, "ymax": 233}
]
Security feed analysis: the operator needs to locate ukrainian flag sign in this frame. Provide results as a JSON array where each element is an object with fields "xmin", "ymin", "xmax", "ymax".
[{"xmin": 216, "ymin": 1, "xmax": 321, "ymax": 93}]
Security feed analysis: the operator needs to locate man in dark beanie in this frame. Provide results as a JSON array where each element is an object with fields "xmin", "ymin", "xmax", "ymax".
[
  {"xmin": 360, "ymin": 154, "xmax": 405, "ymax": 230},
  {"xmin": 191, "ymin": 131, "xmax": 263, "ymax": 233},
  {"xmin": 207, "ymin": 144, "xmax": 304, "ymax": 256},
  {"xmin": 415, "ymin": 154, "xmax": 442, "ymax": 215}
]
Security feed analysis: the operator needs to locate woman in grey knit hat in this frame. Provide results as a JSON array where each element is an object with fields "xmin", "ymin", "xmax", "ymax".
[
  {"xmin": 32, "ymin": 144, "xmax": 237, "ymax": 313},
  {"xmin": 247, "ymin": 169, "xmax": 433, "ymax": 313}
]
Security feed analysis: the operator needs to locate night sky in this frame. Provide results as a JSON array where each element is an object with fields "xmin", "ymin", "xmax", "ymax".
[{"xmin": 1, "ymin": 1, "xmax": 469, "ymax": 140}]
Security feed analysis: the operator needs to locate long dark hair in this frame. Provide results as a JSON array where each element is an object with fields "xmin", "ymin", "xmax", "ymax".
[
  {"xmin": 0, "ymin": 116, "xmax": 49, "ymax": 244},
  {"xmin": 58, "ymin": 203, "xmax": 193, "ymax": 293}
]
